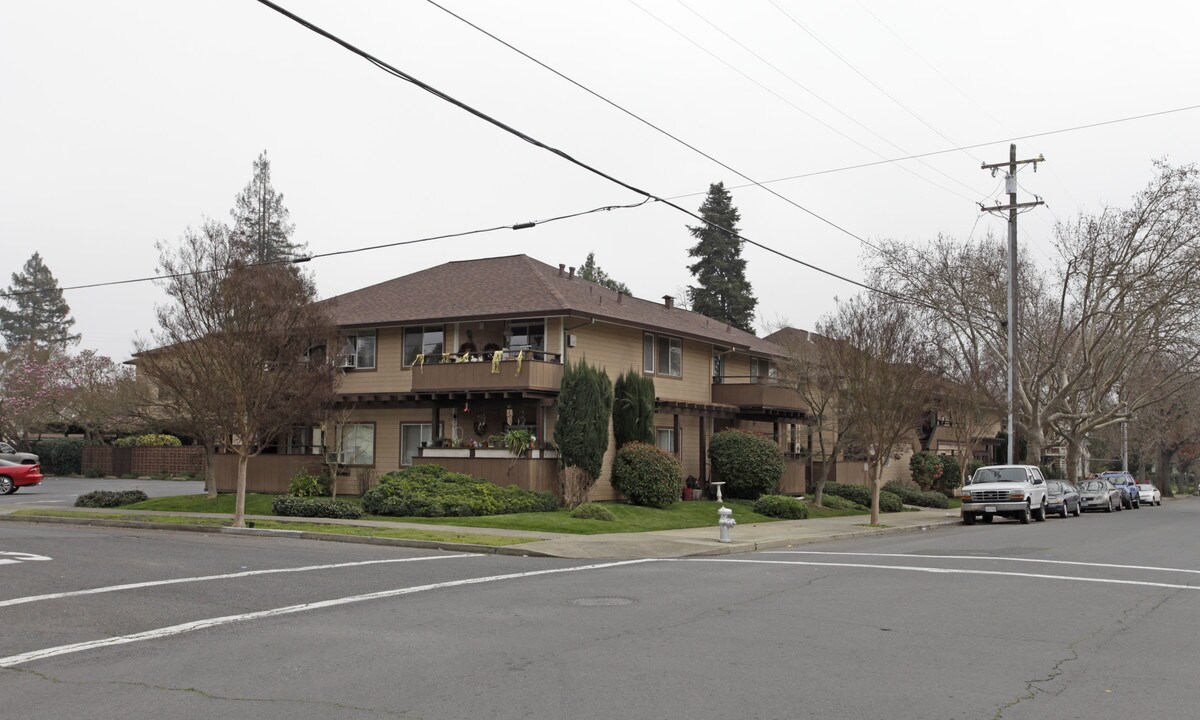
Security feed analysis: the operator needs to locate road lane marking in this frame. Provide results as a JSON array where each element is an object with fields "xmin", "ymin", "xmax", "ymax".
[
  {"xmin": 679, "ymin": 558, "xmax": 1200, "ymax": 590},
  {"xmin": 763, "ymin": 551, "xmax": 1200, "ymax": 576},
  {"xmin": 0, "ymin": 554, "xmax": 478, "ymax": 608},
  {"xmin": 0, "ymin": 558, "xmax": 656, "ymax": 668},
  {"xmin": 0, "ymin": 551, "xmax": 52, "ymax": 566}
]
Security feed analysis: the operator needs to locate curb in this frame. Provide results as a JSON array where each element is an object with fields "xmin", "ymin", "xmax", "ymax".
[{"xmin": 0, "ymin": 514, "xmax": 556, "ymax": 558}]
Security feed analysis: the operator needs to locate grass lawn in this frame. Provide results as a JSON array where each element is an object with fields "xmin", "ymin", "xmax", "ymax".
[
  {"xmin": 122, "ymin": 493, "xmax": 875, "ymax": 535},
  {"xmin": 12, "ymin": 509, "xmax": 529, "ymax": 547}
]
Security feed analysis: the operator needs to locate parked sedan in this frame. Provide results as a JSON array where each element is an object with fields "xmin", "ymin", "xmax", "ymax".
[
  {"xmin": 0, "ymin": 441, "xmax": 38, "ymax": 465},
  {"xmin": 1137, "ymin": 483, "xmax": 1162, "ymax": 506},
  {"xmin": 1078, "ymin": 479, "xmax": 1121, "ymax": 513},
  {"xmin": 0, "ymin": 459, "xmax": 44, "ymax": 494},
  {"xmin": 1045, "ymin": 480, "xmax": 1082, "ymax": 518},
  {"xmin": 1098, "ymin": 471, "xmax": 1141, "ymax": 509}
]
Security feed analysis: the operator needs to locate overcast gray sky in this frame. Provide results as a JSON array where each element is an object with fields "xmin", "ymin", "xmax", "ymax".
[{"xmin": 3, "ymin": 1, "xmax": 1197, "ymax": 360}]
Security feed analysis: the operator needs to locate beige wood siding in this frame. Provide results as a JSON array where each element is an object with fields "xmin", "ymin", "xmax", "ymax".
[
  {"xmin": 338, "ymin": 327, "xmax": 415, "ymax": 394},
  {"xmin": 344, "ymin": 407, "xmax": 442, "ymax": 474}
]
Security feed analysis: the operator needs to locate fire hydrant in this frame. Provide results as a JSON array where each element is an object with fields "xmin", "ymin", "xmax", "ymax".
[{"xmin": 717, "ymin": 505, "xmax": 736, "ymax": 543}]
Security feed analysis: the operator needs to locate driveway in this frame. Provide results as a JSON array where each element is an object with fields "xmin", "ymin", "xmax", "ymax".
[{"xmin": 0, "ymin": 477, "xmax": 205, "ymax": 507}]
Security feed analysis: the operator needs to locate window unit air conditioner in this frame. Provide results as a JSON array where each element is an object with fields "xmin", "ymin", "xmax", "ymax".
[
  {"xmin": 337, "ymin": 354, "xmax": 356, "ymax": 369},
  {"xmin": 325, "ymin": 451, "xmax": 347, "ymax": 465}
]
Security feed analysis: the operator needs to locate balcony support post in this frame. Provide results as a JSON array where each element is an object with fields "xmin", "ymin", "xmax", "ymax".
[{"xmin": 699, "ymin": 415, "xmax": 708, "ymax": 486}]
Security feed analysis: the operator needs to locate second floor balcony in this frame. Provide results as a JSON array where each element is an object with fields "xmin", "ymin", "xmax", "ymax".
[
  {"xmin": 711, "ymin": 375, "xmax": 807, "ymax": 415},
  {"xmin": 409, "ymin": 350, "xmax": 564, "ymax": 394}
]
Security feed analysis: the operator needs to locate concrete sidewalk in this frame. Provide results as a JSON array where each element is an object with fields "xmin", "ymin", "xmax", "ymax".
[{"xmin": 0, "ymin": 504, "xmax": 962, "ymax": 559}]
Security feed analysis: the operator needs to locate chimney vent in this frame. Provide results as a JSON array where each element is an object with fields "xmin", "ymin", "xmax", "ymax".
[
  {"xmin": 617, "ymin": 292, "xmax": 623, "ymax": 304},
  {"xmin": 558, "ymin": 263, "xmax": 565, "ymax": 277},
  {"xmin": 568, "ymin": 266, "xmax": 576, "ymax": 279},
  {"xmin": 663, "ymin": 295, "xmax": 674, "ymax": 309}
]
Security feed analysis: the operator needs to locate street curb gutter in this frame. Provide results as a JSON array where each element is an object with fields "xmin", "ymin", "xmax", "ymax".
[
  {"xmin": 677, "ymin": 518, "xmax": 963, "ymax": 557},
  {"xmin": 0, "ymin": 514, "xmax": 557, "ymax": 558}
]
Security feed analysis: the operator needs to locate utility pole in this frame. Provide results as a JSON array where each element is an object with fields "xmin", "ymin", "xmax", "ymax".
[{"xmin": 980, "ymin": 144, "xmax": 1044, "ymax": 466}]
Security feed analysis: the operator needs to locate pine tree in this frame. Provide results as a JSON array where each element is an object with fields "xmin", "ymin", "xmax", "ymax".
[
  {"xmin": 578, "ymin": 252, "xmax": 631, "ymax": 295},
  {"xmin": 686, "ymin": 182, "xmax": 758, "ymax": 334},
  {"xmin": 0, "ymin": 252, "xmax": 80, "ymax": 350},
  {"xmin": 229, "ymin": 150, "xmax": 303, "ymax": 263},
  {"xmin": 554, "ymin": 360, "xmax": 613, "ymax": 506}
]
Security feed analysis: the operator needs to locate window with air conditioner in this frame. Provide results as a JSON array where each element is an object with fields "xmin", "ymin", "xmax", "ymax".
[{"xmin": 339, "ymin": 330, "xmax": 376, "ymax": 370}]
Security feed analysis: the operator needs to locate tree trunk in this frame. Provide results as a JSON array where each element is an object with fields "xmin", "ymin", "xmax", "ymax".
[
  {"xmin": 1024, "ymin": 425, "xmax": 1045, "ymax": 474},
  {"xmin": 233, "ymin": 452, "xmax": 248, "ymax": 528},
  {"xmin": 869, "ymin": 460, "xmax": 881, "ymax": 526},
  {"xmin": 1157, "ymin": 445, "xmax": 1175, "ymax": 497},
  {"xmin": 204, "ymin": 442, "xmax": 218, "ymax": 499},
  {"xmin": 1064, "ymin": 441, "xmax": 1080, "ymax": 484}
]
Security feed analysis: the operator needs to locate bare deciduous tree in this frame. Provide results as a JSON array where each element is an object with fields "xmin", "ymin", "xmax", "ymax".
[
  {"xmin": 816, "ymin": 294, "xmax": 941, "ymax": 525},
  {"xmin": 137, "ymin": 220, "xmax": 339, "ymax": 526}
]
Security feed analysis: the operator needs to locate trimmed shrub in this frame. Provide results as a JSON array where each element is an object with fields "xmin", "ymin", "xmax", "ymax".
[
  {"xmin": 883, "ymin": 481, "xmax": 949, "ymax": 508},
  {"xmin": 752, "ymin": 495, "xmax": 809, "ymax": 520},
  {"xmin": 362, "ymin": 464, "xmax": 558, "ymax": 518},
  {"xmin": 271, "ymin": 495, "xmax": 363, "ymax": 519},
  {"xmin": 571, "ymin": 503, "xmax": 616, "ymax": 521},
  {"xmin": 613, "ymin": 370, "xmax": 656, "ymax": 447},
  {"xmin": 879, "ymin": 490, "xmax": 904, "ymax": 513},
  {"xmin": 936, "ymin": 455, "xmax": 961, "ymax": 493},
  {"xmin": 824, "ymin": 482, "xmax": 872, "ymax": 507},
  {"xmin": 75, "ymin": 489, "xmax": 149, "ymax": 508},
  {"xmin": 84, "ymin": 467, "xmax": 105, "ymax": 478},
  {"xmin": 287, "ymin": 472, "xmax": 330, "ymax": 498},
  {"xmin": 611, "ymin": 442, "xmax": 684, "ymax": 508},
  {"xmin": 114, "ymin": 433, "xmax": 183, "ymax": 448},
  {"xmin": 909, "ymin": 451, "xmax": 943, "ymax": 491},
  {"xmin": 819, "ymin": 494, "xmax": 865, "ymax": 511},
  {"xmin": 28, "ymin": 438, "xmax": 85, "ymax": 475},
  {"xmin": 708, "ymin": 430, "xmax": 785, "ymax": 500}
]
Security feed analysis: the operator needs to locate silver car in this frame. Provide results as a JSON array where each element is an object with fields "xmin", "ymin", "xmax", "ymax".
[
  {"xmin": 1078, "ymin": 479, "xmax": 1121, "ymax": 513},
  {"xmin": 0, "ymin": 441, "xmax": 38, "ymax": 465}
]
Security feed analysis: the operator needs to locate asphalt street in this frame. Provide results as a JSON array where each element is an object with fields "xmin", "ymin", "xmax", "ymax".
[
  {"xmin": 1, "ymin": 497, "xmax": 1197, "ymax": 719},
  {"xmin": 0, "ymin": 477, "xmax": 205, "ymax": 506}
]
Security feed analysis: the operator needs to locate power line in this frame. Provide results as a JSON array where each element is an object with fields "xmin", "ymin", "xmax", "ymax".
[
  {"xmin": 663, "ymin": 103, "xmax": 1200, "ymax": 200},
  {"xmin": 252, "ymin": 0, "xmax": 922, "ymax": 307},
  {"xmin": 671, "ymin": 0, "xmax": 984, "ymax": 200},
  {"xmin": 623, "ymin": 0, "xmax": 977, "ymax": 205},
  {"xmin": 0, "ymin": 200, "xmax": 651, "ymax": 299}
]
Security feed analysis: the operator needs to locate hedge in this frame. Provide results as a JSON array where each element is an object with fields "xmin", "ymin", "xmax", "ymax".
[
  {"xmin": 611, "ymin": 442, "xmax": 684, "ymax": 508},
  {"xmin": 28, "ymin": 438, "xmax": 84, "ymax": 475},
  {"xmin": 271, "ymin": 496, "xmax": 363, "ymax": 519},
  {"xmin": 287, "ymin": 472, "xmax": 331, "ymax": 498},
  {"xmin": 75, "ymin": 489, "xmax": 148, "ymax": 508},
  {"xmin": 752, "ymin": 495, "xmax": 809, "ymax": 520},
  {"xmin": 825, "ymin": 482, "xmax": 903, "ymax": 512},
  {"xmin": 883, "ymin": 481, "xmax": 950, "ymax": 509},
  {"xmin": 114, "ymin": 434, "xmax": 183, "ymax": 448},
  {"xmin": 362, "ymin": 464, "xmax": 558, "ymax": 517},
  {"xmin": 708, "ymin": 430, "xmax": 785, "ymax": 499},
  {"xmin": 819, "ymin": 494, "xmax": 865, "ymax": 511}
]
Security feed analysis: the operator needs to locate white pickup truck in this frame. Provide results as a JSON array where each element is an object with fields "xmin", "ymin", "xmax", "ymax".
[{"xmin": 960, "ymin": 464, "xmax": 1049, "ymax": 525}]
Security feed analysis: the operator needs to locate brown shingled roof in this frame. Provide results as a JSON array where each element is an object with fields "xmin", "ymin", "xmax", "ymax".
[{"xmin": 320, "ymin": 254, "xmax": 788, "ymax": 356}]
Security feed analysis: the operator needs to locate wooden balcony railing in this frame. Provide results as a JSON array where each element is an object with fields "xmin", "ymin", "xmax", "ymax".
[
  {"xmin": 410, "ymin": 353, "xmax": 564, "ymax": 394},
  {"xmin": 711, "ymin": 376, "xmax": 807, "ymax": 411}
]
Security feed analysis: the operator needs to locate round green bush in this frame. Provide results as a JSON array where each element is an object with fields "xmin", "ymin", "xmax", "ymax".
[
  {"xmin": 824, "ymin": 482, "xmax": 873, "ymax": 507},
  {"xmin": 752, "ymin": 495, "xmax": 809, "ymax": 519},
  {"xmin": 879, "ymin": 490, "xmax": 903, "ymax": 513},
  {"xmin": 936, "ymin": 455, "xmax": 961, "ymax": 493},
  {"xmin": 287, "ymin": 472, "xmax": 330, "ymax": 497},
  {"xmin": 114, "ymin": 433, "xmax": 183, "ymax": 448},
  {"xmin": 611, "ymin": 442, "xmax": 684, "ymax": 508},
  {"xmin": 884, "ymin": 480, "xmax": 951, "ymax": 509},
  {"xmin": 708, "ymin": 430, "xmax": 785, "ymax": 499},
  {"xmin": 570, "ymin": 503, "xmax": 616, "ymax": 521},
  {"xmin": 909, "ymin": 451, "xmax": 943, "ymax": 491}
]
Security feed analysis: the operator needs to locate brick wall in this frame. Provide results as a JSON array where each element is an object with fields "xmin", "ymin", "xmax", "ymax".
[{"xmin": 81, "ymin": 446, "xmax": 204, "ymax": 477}]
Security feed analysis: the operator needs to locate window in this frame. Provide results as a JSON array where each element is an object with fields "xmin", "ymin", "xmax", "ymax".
[
  {"xmin": 403, "ymin": 326, "xmax": 444, "ymax": 366},
  {"xmin": 338, "ymin": 423, "xmax": 375, "ymax": 465},
  {"xmin": 508, "ymin": 322, "xmax": 545, "ymax": 351},
  {"xmin": 401, "ymin": 423, "xmax": 435, "ymax": 466},
  {"xmin": 340, "ymin": 330, "xmax": 376, "ymax": 370},
  {"xmin": 656, "ymin": 428, "xmax": 675, "ymax": 454},
  {"xmin": 712, "ymin": 353, "xmax": 724, "ymax": 382},
  {"xmin": 655, "ymin": 335, "xmax": 683, "ymax": 377},
  {"xmin": 750, "ymin": 357, "xmax": 775, "ymax": 384},
  {"xmin": 288, "ymin": 426, "xmax": 325, "ymax": 455},
  {"xmin": 643, "ymin": 334, "xmax": 655, "ymax": 373}
]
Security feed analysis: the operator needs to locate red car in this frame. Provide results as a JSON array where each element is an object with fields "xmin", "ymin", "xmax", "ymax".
[{"xmin": 0, "ymin": 458, "xmax": 43, "ymax": 494}]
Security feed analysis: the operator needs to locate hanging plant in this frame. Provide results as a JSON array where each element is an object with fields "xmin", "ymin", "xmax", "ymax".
[
  {"xmin": 514, "ymin": 350, "xmax": 525, "ymax": 377},
  {"xmin": 491, "ymin": 350, "xmax": 503, "ymax": 374},
  {"xmin": 413, "ymin": 353, "xmax": 426, "ymax": 372}
]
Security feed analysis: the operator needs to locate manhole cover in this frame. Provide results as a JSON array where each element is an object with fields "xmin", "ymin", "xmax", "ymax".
[{"xmin": 570, "ymin": 597, "xmax": 636, "ymax": 607}]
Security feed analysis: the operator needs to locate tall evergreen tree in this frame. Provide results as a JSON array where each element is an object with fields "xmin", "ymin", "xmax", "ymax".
[
  {"xmin": 686, "ymin": 182, "xmax": 758, "ymax": 334},
  {"xmin": 0, "ymin": 252, "xmax": 80, "ymax": 350},
  {"xmin": 613, "ymin": 369, "xmax": 655, "ymax": 447},
  {"xmin": 229, "ymin": 150, "xmax": 303, "ymax": 263},
  {"xmin": 554, "ymin": 359, "xmax": 614, "ymax": 506},
  {"xmin": 578, "ymin": 252, "xmax": 631, "ymax": 295}
]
